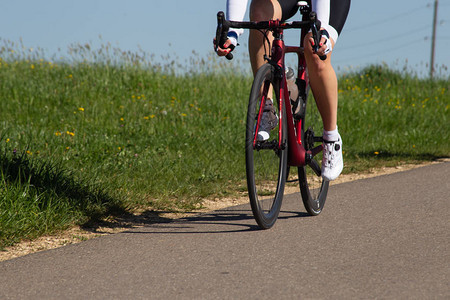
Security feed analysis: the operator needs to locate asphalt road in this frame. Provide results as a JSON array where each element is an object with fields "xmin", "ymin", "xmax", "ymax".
[{"xmin": 1, "ymin": 162, "xmax": 449, "ymax": 299}]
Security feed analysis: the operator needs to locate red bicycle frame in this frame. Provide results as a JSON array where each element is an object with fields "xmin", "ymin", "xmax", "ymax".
[{"xmin": 254, "ymin": 24, "xmax": 323, "ymax": 167}]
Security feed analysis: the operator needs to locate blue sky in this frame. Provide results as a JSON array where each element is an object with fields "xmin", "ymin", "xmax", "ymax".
[{"xmin": 1, "ymin": 0, "xmax": 449, "ymax": 76}]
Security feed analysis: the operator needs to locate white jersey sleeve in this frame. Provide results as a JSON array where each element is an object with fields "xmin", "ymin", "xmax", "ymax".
[
  {"xmin": 226, "ymin": 0, "xmax": 249, "ymax": 45},
  {"xmin": 312, "ymin": 0, "xmax": 340, "ymax": 43}
]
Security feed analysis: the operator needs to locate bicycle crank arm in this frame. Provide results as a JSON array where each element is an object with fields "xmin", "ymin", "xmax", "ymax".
[{"xmin": 305, "ymin": 151, "xmax": 321, "ymax": 176}]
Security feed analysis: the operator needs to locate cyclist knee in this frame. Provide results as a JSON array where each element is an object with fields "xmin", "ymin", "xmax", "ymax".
[{"xmin": 303, "ymin": 36, "xmax": 331, "ymax": 72}]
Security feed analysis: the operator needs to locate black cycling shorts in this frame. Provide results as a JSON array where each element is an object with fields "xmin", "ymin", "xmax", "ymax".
[{"xmin": 277, "ymin": 0, "xmax": 350, "ymax": 36}]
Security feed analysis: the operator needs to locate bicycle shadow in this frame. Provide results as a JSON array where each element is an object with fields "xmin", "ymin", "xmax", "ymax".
[{"xmin": 120, "ymin": 206, "xmax": 311, "ymax": 235}]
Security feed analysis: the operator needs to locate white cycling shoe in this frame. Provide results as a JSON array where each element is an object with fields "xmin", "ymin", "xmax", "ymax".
[{"xmin": 321, "ymin": 133, "xmax": 343, "ymax": 181}]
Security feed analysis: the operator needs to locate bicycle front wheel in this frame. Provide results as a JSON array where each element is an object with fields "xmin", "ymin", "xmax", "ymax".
[
  {"xmin": 246, "ymin": 63, "xmax": 288, "ymax": 229},
  {"xmin": 298, "ymin": 88, "xmax": 329, "ymax": 216}
]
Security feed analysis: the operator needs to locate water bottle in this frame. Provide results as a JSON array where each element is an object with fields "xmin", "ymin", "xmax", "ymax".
[{"xmin": 285, "ymin": 67, "xmax": 298, "ymax": 102}]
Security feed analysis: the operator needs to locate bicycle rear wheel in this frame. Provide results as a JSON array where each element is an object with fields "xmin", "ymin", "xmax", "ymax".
[
  {"xmin": 297, "ymin": 86, "xmax": 329, "ymax": 215},
  {"xmin": 246, "ymin": 63, "xmax": 288, "ymax": 229}
]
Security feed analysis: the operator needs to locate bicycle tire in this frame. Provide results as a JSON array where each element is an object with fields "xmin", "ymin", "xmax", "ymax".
[
  {"xmin": 297, "ymin": 84, "xmax": 329, "ymax": 215},
  {"xmin": 246, "ymin": 63, "xmax": 288, "ymax": 229}
]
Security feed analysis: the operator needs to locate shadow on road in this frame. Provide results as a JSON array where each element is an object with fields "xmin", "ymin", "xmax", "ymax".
[{"xmin": 117, "ymin": 208, "xmax": 311, "ymax": 234}]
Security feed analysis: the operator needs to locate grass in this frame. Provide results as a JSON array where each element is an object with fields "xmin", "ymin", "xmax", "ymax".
[
  {"xmin": 0, "ymin": 150, "xmax": 124, "ymax": 247},
  {"xmin": 338, "ymin": 64, "xmax": 449, "ymax": 172},
  {"xmin": 0, "ymin": 40, "xmax": 449, "ymax": 249}
]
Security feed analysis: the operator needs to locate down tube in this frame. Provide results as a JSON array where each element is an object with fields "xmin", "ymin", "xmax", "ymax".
[
  {"xmin": 283, "ymin": 79, "xmax": 306, "ymax": 167},
  {"xmin": 273, "ymin": 39, "xmax": 306, "ymax": 167}
]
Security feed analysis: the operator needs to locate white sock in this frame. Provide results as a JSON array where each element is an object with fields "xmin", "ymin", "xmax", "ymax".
[{"xmin": 323, "ymin": 127, "xmax": 339, "ymax": 142}]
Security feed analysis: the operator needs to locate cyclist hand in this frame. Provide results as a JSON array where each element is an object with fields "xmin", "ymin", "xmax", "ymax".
[
  {"xmin": 213, "ymin": 38, "xmax": 234, "ymax": 57},
  {"xmin": 308, "ymin": 31, "xmax": 334, "ymax": 57}
]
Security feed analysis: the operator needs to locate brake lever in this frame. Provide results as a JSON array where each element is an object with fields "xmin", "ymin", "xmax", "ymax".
[
  {"xmin": 309, "ymin": 12, "xmax": 327, "ymax": 61},
  {"xmin": 216, "ymin": 11, "xmax": 234, "ymax": 60}
]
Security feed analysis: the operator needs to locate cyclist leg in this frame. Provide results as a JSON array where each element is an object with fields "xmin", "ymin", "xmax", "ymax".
[
  {"xmin": 248, "ymin": 0, "xmax": 298, "ymax": 75},
  {"xmin": 249, "ymin": 0, "xmax": 282, "ymax": 141},
  {"xmin": 304, "ymin": 39, "xmax": 343, "ymax": 181},
  {"xmin": 248, "ymin": 0, "xmax": 282, "ymax": 75},
  {"xmin": 305, "ymin": 0, "xmax": 350, "ymax": 132},
  {"xmin": 304, "ymin": 39, "xmax": 338, "ymax": 132},
  {"xmin": 303, "ymin": 0, "xmax": 350, "ymax": 181}
]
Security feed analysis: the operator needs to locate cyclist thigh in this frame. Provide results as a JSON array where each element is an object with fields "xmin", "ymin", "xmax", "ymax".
[
  {"xmin": 276, "ymin": 0, "xmax": 299, "ymax": 21},
  {"xmin": 277, "ymin": 0, "xmax": 351, "ymax": 38},
  {"xmin": 250, "ymin": 0, "xmax": 282, "ymax": 21}
]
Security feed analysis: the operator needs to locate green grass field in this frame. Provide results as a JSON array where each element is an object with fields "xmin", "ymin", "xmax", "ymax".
[{"xmin": 1, "ymin": 43, "xmax": 449, "ymax": 249}]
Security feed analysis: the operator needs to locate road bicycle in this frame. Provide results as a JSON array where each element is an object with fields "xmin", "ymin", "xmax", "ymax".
[{"xmin": 215, "ymin": 2, "xmax": 329, "ymax": 229}]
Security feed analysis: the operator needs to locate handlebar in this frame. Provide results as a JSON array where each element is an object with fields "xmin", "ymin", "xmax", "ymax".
[
  {"xmin": 215, "ymin": 7, "xmax": 327, "ymax": 61},
  {"xmin": 215, "ymin": 11, "xmax": 234, "ymax": 60}
]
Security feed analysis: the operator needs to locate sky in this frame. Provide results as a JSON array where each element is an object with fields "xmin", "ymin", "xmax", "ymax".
[{"xmin": 0, "ymin": 0, "xmax": 449, "ymax": 77}]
